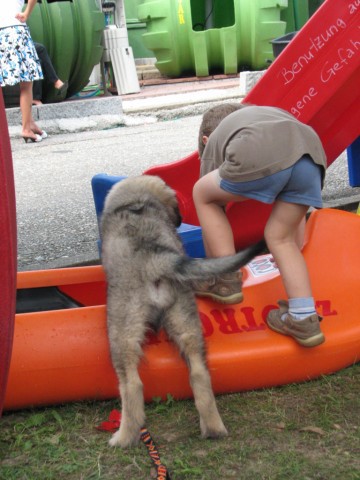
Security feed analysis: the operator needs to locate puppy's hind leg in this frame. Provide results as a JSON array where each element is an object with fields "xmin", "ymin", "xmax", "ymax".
[
  {"xmin": 109, "ymin": 365, "xmax": 145, "ymax": 448},
  {"xmin": 188, "ymin": 351, "xmax": 228, "ymax": 439},
  {"xmin": 166, "ymin": 300, "xmax": 228, "ymax": 439},
  {"xmin": 108, "ymin": 331, "xmax": 146, "ymax": 448}
]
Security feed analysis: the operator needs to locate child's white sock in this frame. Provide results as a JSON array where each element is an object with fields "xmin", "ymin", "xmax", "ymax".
[{"xmin": 284, "ymin": 297, "xmax": 316, "ymax": 321}]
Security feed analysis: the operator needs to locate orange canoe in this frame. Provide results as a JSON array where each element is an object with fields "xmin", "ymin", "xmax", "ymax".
[{"xmin": 4, "ymin": 208, "xmax": 360, "ymax": 411}]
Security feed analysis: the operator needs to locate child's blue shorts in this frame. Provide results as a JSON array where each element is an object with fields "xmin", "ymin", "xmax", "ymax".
[{"xmin": 218, "ymin": 155, "xmax": 323, "ymax": 208}]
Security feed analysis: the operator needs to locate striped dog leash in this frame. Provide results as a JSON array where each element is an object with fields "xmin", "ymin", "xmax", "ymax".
[
  {"xmin": 97, "ymin": 410, "xmax": 171, "ymax": 479},
  {"xmin": 140, "ymin": 427, "xmax": 171, "ymax": 480}
]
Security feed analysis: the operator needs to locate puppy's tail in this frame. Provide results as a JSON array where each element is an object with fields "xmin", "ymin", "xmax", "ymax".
[{"xmin": 173, "ymin": 239, "xmax": 266, "ymax": 283}]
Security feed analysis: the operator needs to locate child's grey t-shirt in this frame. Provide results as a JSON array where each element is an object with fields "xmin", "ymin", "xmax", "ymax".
[{"xmin": 200, "ymin": 106, "xmax": 327, "ymax": 185}]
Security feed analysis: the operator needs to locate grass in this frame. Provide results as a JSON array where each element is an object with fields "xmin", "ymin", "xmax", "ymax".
[{"xmin": 1, "ymin": 364, "xmax": 359, "ymax": 480}]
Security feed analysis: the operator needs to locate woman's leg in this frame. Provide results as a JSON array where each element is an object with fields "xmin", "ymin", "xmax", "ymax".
[
  {"xmin": 20, "ymin": 81, "xmax": 43, "ymax": 139},
  {"xmin": 19, "ymin": 81, "xmax": 35, "ymax": 137}
]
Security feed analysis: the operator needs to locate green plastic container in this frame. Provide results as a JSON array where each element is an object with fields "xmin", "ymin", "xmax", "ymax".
[
  {"xmin": 124, "ymin": 0, "xmax": 143, "ymax": 22},
  {"xmin": 137, "ymin": 0, "xmax": 288, "ymax": 77},
  {"xmin": 281, "ymin": 0, "xmax": 309, "ymax": 33},
  {"xmin": 309, "ymin": 0, "xmax": 326, "ymax": 16},
  {"xmin": 124, "ymin": 0, "xmax": 153, "ymax": 58},
  {"xmin": 27, "ymin": 0, "xmax": 104, "ymax": 102},
  {"xmin": 127, "ymin": 21, "xmax": 154, "ymax": 59}
]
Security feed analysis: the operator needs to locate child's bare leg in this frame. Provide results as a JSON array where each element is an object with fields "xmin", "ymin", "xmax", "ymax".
[
  {"xmin": 264, "ymin": 200, "xmax": 311, "ymax": 298},
  {"xmin": 265, "ymin": 200, "xmax": 324, "ymax": 347},
  {"xmin": 192, "ymin": 170, "xmax": 247, "ymax": 304},
  {"xmin": 295, "ymin": 217, "xmax": 306, "ymax": 249},
  {"xmin": 193, "ymin": 170, "xmax": 246, "ymax": 257}
]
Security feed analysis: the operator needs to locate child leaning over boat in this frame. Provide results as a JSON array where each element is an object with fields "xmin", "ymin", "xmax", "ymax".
[{"xmin": 192, "ymin": 103, "xmax": 326, "ymax": 348}]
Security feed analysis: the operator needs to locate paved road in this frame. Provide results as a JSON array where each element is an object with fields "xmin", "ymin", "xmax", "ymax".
[
  {"xmin": 11, "ymin": 116, "xmax": 201, "ymax": 270},
  {"xmin": 10, "ymin": 115, "xmax": 360, "ymax": 271}
]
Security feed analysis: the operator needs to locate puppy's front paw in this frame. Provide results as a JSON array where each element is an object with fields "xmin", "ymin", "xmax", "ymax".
[
  {"xmin": 200, "ymin": 417, "xmax": 228, "ymax": 439},
  {"xmin": 109, "ymin": 429, "xmax": 140, "ymax": 448},
  {"xmin": 202, "ymin": 424, "xmax": 228, "ymax": 439}
]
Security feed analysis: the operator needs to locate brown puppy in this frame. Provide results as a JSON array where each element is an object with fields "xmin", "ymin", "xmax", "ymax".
[{"xmin": 101, "ymin": 175, "xmax": 265, "ymax": 448}]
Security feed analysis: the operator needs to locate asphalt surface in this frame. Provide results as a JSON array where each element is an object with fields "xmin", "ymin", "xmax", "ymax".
[{"xmin": 7, "ymin": 78, "xmax": 360, "ymax": 271}]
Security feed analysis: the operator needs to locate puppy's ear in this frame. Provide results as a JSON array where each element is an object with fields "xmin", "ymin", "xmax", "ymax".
[
  {"xmin": 127, "ymin": 203, "xmax": 145, "ymax": 214},
  {"xmin": 113, "ymin": 202, "xmax": 144, "ymax": 215}
]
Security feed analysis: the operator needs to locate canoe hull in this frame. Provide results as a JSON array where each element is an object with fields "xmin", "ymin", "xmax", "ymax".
[{"xmin": 4, "ymin": 209, "xmax": 360, "ymax": 411}]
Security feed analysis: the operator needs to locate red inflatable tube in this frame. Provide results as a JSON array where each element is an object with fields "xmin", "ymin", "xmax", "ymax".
[{"xmin": 0, "ymin": 91, "xmax": 17, "ymax": 416}]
